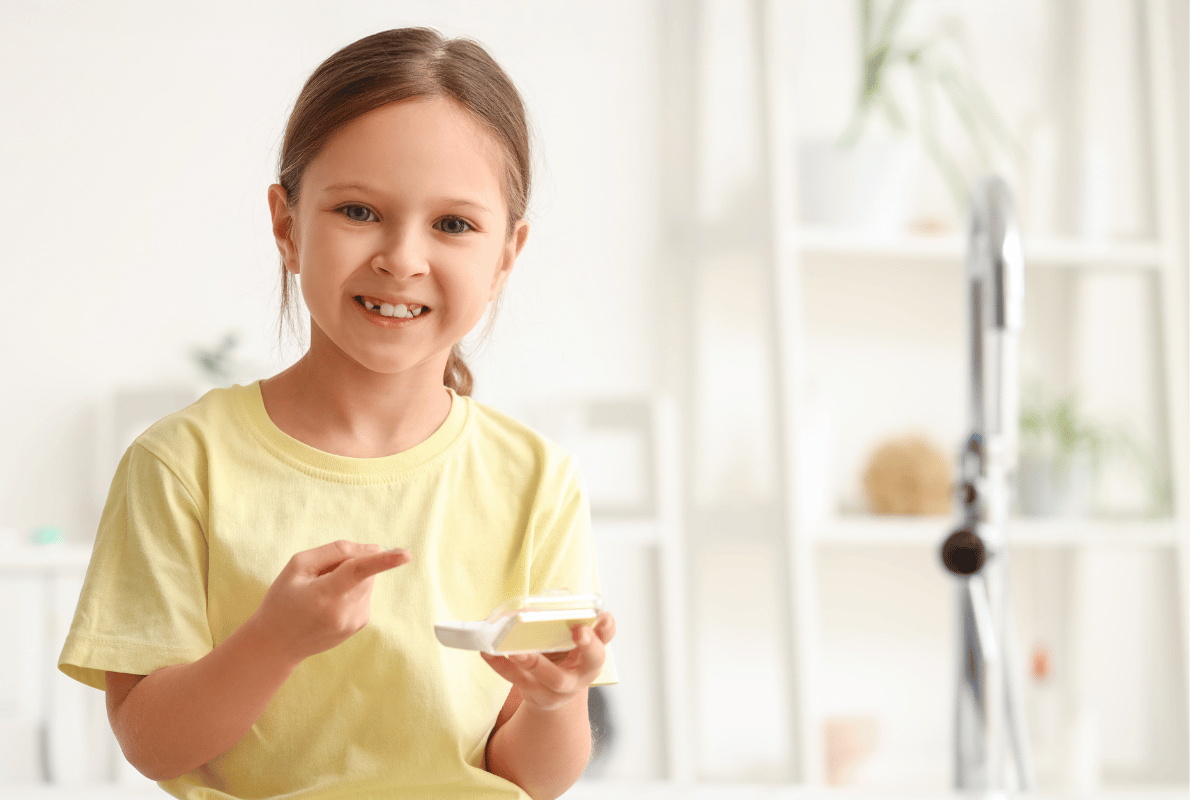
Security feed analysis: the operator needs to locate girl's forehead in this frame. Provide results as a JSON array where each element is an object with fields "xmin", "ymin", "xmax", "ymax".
[{"xmin": 302, "ymin": 97, "xmax": 508, "ymax": 204}]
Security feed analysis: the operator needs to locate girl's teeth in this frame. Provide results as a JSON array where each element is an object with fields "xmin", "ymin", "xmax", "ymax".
[{"xmin": 361, "ymin": 297, "xmax": 424, "ymax": 318}]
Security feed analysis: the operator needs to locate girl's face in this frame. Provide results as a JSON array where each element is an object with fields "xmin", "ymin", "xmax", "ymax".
[{"xmin": 269, "ymin": 97, "xmax": 528, "ymax": 383}]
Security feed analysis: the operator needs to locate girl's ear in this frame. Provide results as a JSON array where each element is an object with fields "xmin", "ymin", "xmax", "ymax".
[
  {"xmin": 268, "ymin": 184, "xmax": 300, "ymax": 274},
  {"xmin": 491, "ymin": 219, "xmax": 530, "ymax": 300}
]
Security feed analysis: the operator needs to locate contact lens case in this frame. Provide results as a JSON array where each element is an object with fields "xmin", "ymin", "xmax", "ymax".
[{"xmin": 434, "ymin": 591, "xmax": 603, "ymax": 655}]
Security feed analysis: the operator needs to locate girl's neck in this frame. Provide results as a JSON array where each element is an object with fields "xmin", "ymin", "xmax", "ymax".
[{"xmin": 260, "ymin": 342, "xmax": 454, "ymax": 460}]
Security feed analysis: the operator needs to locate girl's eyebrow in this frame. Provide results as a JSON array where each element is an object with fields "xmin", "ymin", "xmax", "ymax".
[
  {"xmin": 440, "ymin": 198, "xmax": 494, "ymax": 214},
  {"xmin": 320, "ymin": 182, "xmax": 493, "ymax": 214},
  {"xmin": 321, "ymin": 182, "xmax": 377, "ymax": 195}
]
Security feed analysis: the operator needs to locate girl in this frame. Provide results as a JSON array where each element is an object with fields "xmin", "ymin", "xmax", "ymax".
[{"xmin": 58, "ymin": 27, "xmax": 616, "ymax": 800}]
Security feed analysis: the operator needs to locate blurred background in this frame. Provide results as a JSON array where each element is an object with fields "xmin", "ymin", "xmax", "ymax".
[{"xmin": 0, "ymin": 0, "xmax": 1189, "ymax": 797}]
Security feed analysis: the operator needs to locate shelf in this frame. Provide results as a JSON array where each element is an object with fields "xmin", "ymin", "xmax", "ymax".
[
  {"xmin": 565, "ymin": 780, "xmax": 1190, "ymax": 800},
  {"xmin": 592, "ymin": 518, "xmax": 664, "ymax": 546},
  {"xmin": 811, "ymin": 515, "xmax": 1181, "ymax": 548},
  {"xmin": 0, "ymin": 529, "xmax": 673, "ymax": 566},
  {"xmin": 0, "ymin": 543, "xmax": 92, "ymax": 574},
  {"xmin": 789, "ymin": 227, "xmax": 1163, "ymax": 270},
  {"xmin": 3, "ymin": 781, "xmax": 1188, "ymax": 800}
]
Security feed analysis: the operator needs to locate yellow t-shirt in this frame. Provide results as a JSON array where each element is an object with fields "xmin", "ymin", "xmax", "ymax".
[{"xmin": 59, "ymin": 382, "xmax": 615, "ymax": 799}]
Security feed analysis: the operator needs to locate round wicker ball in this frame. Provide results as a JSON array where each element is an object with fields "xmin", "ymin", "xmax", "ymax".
[{"xmin": 862, "ymin": 435, "xmax": 952, "ymax": 515}]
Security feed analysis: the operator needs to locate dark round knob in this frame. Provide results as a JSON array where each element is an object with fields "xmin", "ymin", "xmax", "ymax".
[
  {"xmin": 942, "ymin": 527, "xmax": 986, "ymax": 576},
  {"xmin": 960, "ymin": 483, "xmax": 977, "ymax": 505}
]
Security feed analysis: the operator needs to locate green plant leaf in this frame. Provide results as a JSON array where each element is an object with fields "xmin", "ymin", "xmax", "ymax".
[
  {"xmin": 880, "ymin": 86, "xmax": 909, "ymax": 132},
  {"xmin": 874, "ymin": 0, "xmax": 913, "ymax": 54},
  {"xmin": 937, "ymin": 68, "xmax": 995, "ymax": 167},
  {"xmin": 914, "ymin": 66, "xmax": 968, "ymax": 207},
  {"xmin": 838, "ymin": 0, "xmax": 1018, "ymax": 213}
]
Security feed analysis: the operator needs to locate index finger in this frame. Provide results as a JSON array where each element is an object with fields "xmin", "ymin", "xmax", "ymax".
[
  {"xmin": 300, "ymin": 540, "xmax": 379, "ymax": 576},
  {"xmin": 326, "ymin": 548, "xmax": 412, "ymax": 588}
]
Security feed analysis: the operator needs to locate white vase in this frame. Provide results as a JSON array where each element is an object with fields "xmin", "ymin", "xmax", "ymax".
[
  {"xmin": 797, "ymin": 136, "xmax": 919, "ymax": 234},
  {"xmin": 1016, "ymin": 451, "xmax": 1094, "ymax": 517}
]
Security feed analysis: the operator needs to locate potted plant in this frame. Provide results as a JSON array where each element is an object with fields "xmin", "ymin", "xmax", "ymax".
[
  {"xmin": 799, "ymin": 0, "xmax": 1020, "ymax": 230},
  {"xmin": 1017, "ymin": 383, "xmax": 1166, "ymax": 518}
]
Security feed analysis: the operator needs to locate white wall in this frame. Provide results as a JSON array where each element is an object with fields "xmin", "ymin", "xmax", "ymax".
[{"xmin": 0, "ymin": 1, "xmax": 664, "ymax": 544}]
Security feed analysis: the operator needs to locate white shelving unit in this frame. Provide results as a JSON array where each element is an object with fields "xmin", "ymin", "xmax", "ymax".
[
  {"xmin": 0, "ymin": 545, "xmax": 93, "ymax": 574},
  {"xmin": 756, "ymin": 0, "xmax": 1188, "ymax": 789},
  {"xmin": 562, "ymin": 396, "xmax": 691, "ymax": 785},
  {"xmin": 812, "ymin": 515, "xmax": 1182, "ymax": 549},
  {"xmin": 790, "ymin": 228, "xmax": 1164, "ymax": 271},
  {"xmin": 0, "ymin": 545, "xmax": 106, "ymax": 785}
]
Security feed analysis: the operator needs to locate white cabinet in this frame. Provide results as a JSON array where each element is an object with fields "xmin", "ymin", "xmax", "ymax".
[
  {"xmin": 757, "ymin": 0, "xmax": 1188, "ymax": 790},
  {"xmin": 542, "ymin": 397, "xmax": 691, "ymax": 784},
  {"xmin": 0, "ymin": 546, "xmax": 123, "ymax": 786}
]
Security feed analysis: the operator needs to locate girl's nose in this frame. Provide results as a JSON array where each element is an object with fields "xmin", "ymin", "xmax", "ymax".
[{"xmin": 371, "ymin": 227, "xmax": 430, "ymax": 279}]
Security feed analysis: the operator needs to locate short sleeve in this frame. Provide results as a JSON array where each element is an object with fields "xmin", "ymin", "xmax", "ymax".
[
  {"xmin": 528, "ymin": 455, "xmax": 617, "ymax": 686},
  {"xmin": 58, "ymin": 442, "xmax": 212, "ymax": 691}
]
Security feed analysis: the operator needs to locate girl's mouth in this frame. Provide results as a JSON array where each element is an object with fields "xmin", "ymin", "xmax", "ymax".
[{"xmin": 355, "ymin": 296, "xmax": 430, "ymax": 319}]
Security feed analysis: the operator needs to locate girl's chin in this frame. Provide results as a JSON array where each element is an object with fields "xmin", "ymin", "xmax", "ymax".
[
  {"xmin": 349, "ymin": 353, "xmax": 454, "ymax": 382},
  {"xmin": 304, "ymin": 328, "xmax": 454, "ymax": 380}
]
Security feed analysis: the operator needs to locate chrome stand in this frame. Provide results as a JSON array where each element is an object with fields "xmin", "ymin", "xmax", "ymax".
[{"xmin": 940, "ymin": 177, "xmax": 1036, "ymax": 794}]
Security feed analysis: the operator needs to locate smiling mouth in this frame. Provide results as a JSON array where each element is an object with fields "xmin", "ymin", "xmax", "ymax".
[{"xmin": 355, "ymin": 296, "xmax": 430, "ymax": 319}]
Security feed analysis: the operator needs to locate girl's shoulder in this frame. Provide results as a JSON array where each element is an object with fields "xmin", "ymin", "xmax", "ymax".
[
  {"xmin": 131, "ymin": 383, "xmax": 252, "ymax": 464},
  {"xmin": 462, "ymin": 396, "xmax": 578, "ymax": 479}
]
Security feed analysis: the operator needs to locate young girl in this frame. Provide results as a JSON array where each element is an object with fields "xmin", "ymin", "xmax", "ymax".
[{"xmin": 58, "ymin": 27, "xmax": 616, "ymax": 800}]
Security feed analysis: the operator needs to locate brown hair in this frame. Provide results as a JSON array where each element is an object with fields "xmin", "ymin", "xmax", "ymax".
[{"xmin": 276, "ymin": 28, "xmax": 532, "ymax": 396}]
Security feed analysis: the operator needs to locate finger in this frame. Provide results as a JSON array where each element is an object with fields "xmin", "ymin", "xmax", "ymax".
[
  {"xmin": 554, "ymin": 624, "xmax": 605, "ymax": 676},
  {"xmin": 299, "ymin": 540, "xmax": 380, "ymax": 576},
  {"xmin": 509, "ymin": 649, "xmax": 577, "ymax": 694},
  {"xmin": 380, "ymin": 548, "xmax": 413, "ymax": 568},
  {"xmin": 313, "ymin": 543, "xmax": 386, "ymax": 578},
  {"xmin": 326, "ymin": 548, "xmax": 411, "ymax": 590},
  {"xmin": 592, "ymin": 612, "xmax": 616, "ymax": 645},
  {"xmin": 480, "ymin": 652, "xmax": 538, "ymax": 687}
]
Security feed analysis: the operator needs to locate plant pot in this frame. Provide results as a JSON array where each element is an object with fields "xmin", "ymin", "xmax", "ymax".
[
  {"xmin": 797, "ymin": 136, "xmax": 919, "ymax": 234},
  {"xmin": 1016, "ymin": 451, "xmax": 1094, "ymax": 517}
]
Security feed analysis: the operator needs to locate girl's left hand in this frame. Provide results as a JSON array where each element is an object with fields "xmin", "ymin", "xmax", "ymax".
[{"xmin": 481, "ymin": 611, "xmax": 615, "ymax": 712}]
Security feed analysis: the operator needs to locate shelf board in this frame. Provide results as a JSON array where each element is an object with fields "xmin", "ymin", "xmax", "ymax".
[
  {"xmin": 0, "ymin": 543, "xmax": 93, "ymax": 574},
  {"xmin": 566, "ymin": 780, "xmax": 1189, "ymax": 799},
  {"xmin": 789, "ymin": 227, "xmax": 1162, "ymax": 270},
  {"xmin": 592, "ymin": 518, "xmax": 664, "ymax": 546},
  {"xmin": 811, "ymin": 515, "xmax": 1181, "ymax": 548}
]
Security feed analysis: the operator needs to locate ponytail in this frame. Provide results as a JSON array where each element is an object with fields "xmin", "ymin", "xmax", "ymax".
[{"xmin": 443, "ymin": 344, "xmax": 473, "ymax": 396}]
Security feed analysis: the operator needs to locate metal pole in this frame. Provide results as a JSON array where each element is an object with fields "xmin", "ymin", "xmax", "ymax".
[{"xmin": 942, "ymin": 177, "xmax": 1036, "ymax": 794}]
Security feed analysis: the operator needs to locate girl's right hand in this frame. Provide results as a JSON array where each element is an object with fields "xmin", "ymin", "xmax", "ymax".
[{"xmin": 250, "ymin": 540, "xmax": 412, "ymax": 665}]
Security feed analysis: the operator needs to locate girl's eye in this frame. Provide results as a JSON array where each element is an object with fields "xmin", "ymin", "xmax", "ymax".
[
  {"xmin": 436, "ymin": 216, "xmax": 473, "ymax": 235},
  {"xmin": 340, "ymin": 205, "xmax": 377, "ymax": 223}
]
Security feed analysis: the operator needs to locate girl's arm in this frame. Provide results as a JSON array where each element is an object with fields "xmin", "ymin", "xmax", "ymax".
[
  {"xmin": 105, "ymin": 614, "xmax": 300, "ymax": 781},
  {"xmin": 482, "ymin": 612, "xmax": 615, "ymax": 800},
  {"xmin": 105, "ymin": 541, "xmax": 410, "ymax": 781}
]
